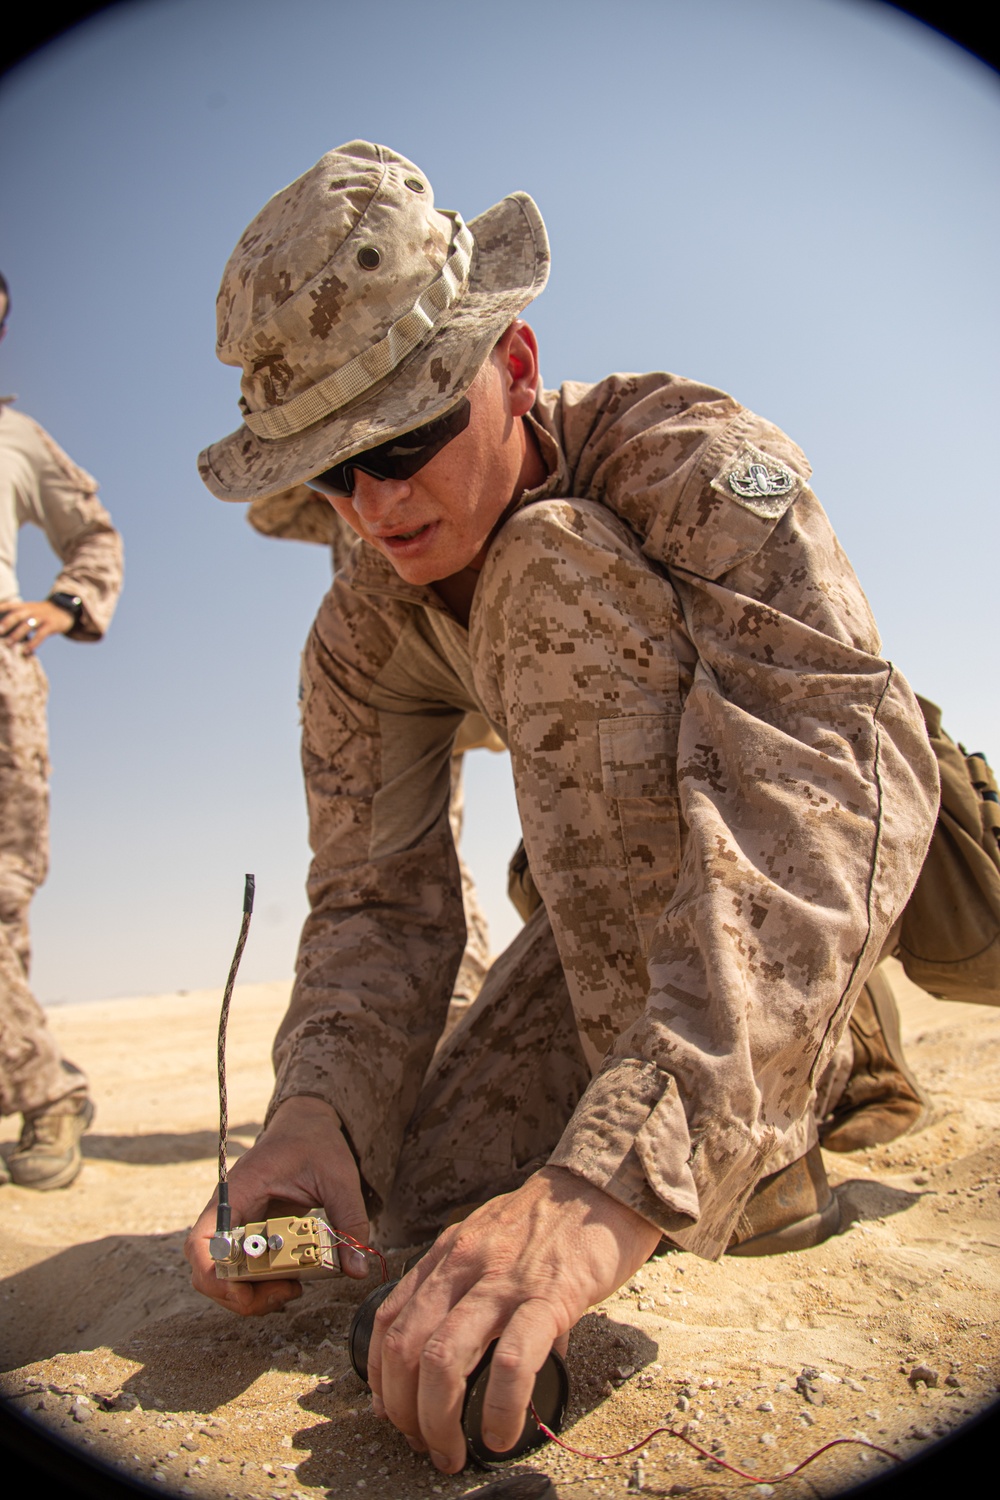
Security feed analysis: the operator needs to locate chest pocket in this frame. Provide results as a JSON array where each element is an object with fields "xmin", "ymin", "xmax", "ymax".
[{"xmin": 600, "ymin": 712, "xmax": 681, "ymax": 953}]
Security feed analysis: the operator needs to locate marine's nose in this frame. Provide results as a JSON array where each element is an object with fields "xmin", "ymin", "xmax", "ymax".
[{"xmin": 349, "ymin": 469, "xmax": 412, "ymax": 526}]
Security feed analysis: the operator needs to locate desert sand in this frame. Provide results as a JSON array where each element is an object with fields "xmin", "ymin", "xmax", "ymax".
[{"xmin": 1, "ymin": 960, "xmax": 998, "ymax": 1499}]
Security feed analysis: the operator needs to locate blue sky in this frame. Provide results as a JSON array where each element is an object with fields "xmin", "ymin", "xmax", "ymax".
[{"xmin": 1, "ymin": 0, "xmax": 997, "ymax": 1002}]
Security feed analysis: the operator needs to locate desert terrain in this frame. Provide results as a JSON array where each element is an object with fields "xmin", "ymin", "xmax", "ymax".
[{"xmin": 1, "ymin": 960, "xmax": 998, "ymax": 1498}]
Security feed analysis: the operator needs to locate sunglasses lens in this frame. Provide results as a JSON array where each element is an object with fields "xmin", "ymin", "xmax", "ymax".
[
  {"xmin": 306, "ymin": 399, "xmax": 470, "ymax": 498},
  {"xmin": 305, "ymin": 462, "xmax": 354, "ymax": 499}
]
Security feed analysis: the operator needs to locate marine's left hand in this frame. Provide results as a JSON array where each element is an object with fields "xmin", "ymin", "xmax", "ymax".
[
  {"xmin": 367, "ymin": 1165, "xmax": 661, "ymax": 1473},
  {"xmin": 0, "ymin": 598, "xmax": 75, "ymax": 653}
]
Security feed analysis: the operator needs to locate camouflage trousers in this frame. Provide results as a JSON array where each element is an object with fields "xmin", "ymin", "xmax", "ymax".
[
  {"xmin": 0, "ymin": 643, "xmax": 86, "ymax": 1117},
  {"xmin": 377, "ymin": 902, "xmax": 585, "ymax": 1244}
]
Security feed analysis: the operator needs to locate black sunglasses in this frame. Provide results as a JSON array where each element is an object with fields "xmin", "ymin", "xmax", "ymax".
[{"xmin": 305, "ymin": 398, "xmax": 471, "ymax": 500}]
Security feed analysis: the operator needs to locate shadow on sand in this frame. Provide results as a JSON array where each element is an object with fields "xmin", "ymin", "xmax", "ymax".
[{"xmin": 78, "ymin": 1124, "xmax": 262, "ymax": 1166}]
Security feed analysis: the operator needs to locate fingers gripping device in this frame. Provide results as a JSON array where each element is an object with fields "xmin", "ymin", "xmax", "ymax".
[{"xmin": 210, "ymin": 1212, "xmax": 344, "ymax": 1281}]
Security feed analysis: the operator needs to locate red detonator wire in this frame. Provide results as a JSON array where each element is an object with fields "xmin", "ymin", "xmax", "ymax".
[
  {"xmin": 530, "ymin": 1403, "xmax": 902, "ymax": 1482},
  {"xmin": 316, "ymin": 1218, "xmax": 389, "ymax": 1284}
]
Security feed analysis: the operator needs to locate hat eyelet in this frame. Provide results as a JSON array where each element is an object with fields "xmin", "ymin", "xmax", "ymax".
[
  {"xmin": 357, "ymin": 246, "xmax": 382, "ymax": 270},
  {"xmin": 404, "ymin": 177, "xmax": 425, "ymax": 193}
]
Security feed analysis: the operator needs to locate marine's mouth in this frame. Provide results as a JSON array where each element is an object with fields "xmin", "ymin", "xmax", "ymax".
[{"xmin": 379, "ymin": 523, "xmax": 433, "ymax": 544}]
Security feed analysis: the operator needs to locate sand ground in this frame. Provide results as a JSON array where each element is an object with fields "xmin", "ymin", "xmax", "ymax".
[{"xmin": 1, "ymin": 960, "xmax": 998, "ymax": 1499}]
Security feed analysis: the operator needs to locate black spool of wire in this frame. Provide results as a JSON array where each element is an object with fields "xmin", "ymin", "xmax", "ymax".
[{"xmin": 348, "ymin": 1281, "xmax": 570, "ymax": 1467}]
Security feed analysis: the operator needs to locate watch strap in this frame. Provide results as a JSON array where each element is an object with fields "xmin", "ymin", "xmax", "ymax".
[{"xmin": 48, "ymin": 592, "xmax": 84, "ymax": 626}]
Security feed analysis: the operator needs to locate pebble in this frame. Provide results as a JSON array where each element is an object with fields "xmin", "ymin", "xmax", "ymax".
[
  {"xmin": 757, "ymin": 1401, "xmax": 774, "ymax": 1412},
  {"xmin": 908, "ymin": 1364, "xmax": 939, "ymax": 1389},
  {"xmin": 108, "ymin": 1386, "xmax": 140, "ymax": 1410},
  {"xmin": 759, "ymin": 1432, "xmax": 777, "ymax": 1448},
  {"xmin": 796, "ymin": 1372, "xmax": 825, "ymax": 1403}
]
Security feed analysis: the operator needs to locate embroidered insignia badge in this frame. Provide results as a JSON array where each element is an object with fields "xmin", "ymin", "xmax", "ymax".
[
  {"xmin": 710, "ymin": 443, "xmax": 804, "ymax": 521},
  {"xmin": 729, "ymin": 462, "xmax": 793, "ymax": 501}
]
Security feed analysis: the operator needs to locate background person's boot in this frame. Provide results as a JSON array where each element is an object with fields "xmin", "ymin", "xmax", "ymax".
[
  {"xmin": 727, "ymin": 1144, "xmax": 841, "ymax": 1256},
  {"xmin": 819, "ymin": 968, "xmax": 927, "ymax": 1153},
  {"xmin": 7, "ymin": 1094, "xmax": 94, "ymax": 1190}
]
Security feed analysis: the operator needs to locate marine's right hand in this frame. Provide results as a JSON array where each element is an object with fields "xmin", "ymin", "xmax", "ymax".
[{"xmin": 184, "ymin": 1095, "xmax": 371, "ymax": 1316}]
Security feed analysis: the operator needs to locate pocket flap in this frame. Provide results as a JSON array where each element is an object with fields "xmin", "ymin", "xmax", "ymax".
[{"xmin": 600, "ymin": 713, "xmax": 680, "ymax": 799}]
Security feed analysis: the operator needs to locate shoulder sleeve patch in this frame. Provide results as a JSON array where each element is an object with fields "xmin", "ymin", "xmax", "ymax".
[{"xmin": 710, "ymin": 441, "xmax": 804, "ymax": 521}]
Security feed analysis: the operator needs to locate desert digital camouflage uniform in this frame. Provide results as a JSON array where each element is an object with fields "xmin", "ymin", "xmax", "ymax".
[
  {"xmin": 247, "ymin": 489, "xmax": 497, "ymax": 1033},
  {"xmin": 266, "ymin": 373, "xmax": 939, "ymax": 1260},
  {"xmin": 0, "ymin": 400, "xmax": 123, "ymax": 1117}
]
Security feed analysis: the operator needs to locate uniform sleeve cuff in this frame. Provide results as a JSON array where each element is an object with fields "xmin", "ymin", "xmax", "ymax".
[
  {"xmin": 547, "ymin": 1058, "xmax": 699, "ymax": 1234},
  {"xmin": 548, "ymin": 1056, "xmax": 777, "ymax": 1259}
]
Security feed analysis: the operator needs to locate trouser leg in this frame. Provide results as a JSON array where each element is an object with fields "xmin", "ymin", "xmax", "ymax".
[
  {"xmin": 0, "ymin": 646, "xmax": 86, "ymax": 1117},
  {"xmin": 376, "ymin": 903, "xmax": 589, "ymax": 1247},
  {"xmin": 818, "ymin": 960, "xmax": 927, "ymax": 1151}
]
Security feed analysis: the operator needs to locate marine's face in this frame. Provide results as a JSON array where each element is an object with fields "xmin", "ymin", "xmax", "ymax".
[{"xmin": 318, "ymin": 323, "xmax": 543, "ymax": 587}]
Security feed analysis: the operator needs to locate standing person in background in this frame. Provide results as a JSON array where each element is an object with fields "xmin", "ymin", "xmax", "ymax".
[{"xmin": 0, "ymin": 272, "xmax": 124, "ymax": 1191}]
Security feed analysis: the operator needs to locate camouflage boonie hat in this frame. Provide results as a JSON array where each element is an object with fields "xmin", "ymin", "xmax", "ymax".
[{"xmin": 198, "ymin": 140, "xmax": 550, "ymax": 503}]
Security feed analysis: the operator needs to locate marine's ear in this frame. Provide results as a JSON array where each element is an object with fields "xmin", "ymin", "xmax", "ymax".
[{"xmin": 494, "ymin": 319, "xmax": 540, "ymax": 419}]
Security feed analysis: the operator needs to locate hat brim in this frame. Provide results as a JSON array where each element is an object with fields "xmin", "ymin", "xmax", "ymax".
[{"xmin": 198, "ymin": 191, "xmax": 549, "ymax": 504}]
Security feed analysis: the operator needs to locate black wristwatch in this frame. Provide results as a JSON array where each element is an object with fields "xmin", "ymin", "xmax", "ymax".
[{"xmin": 47, "ymin": 592, "xmax": 84, "ymax": 628}]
